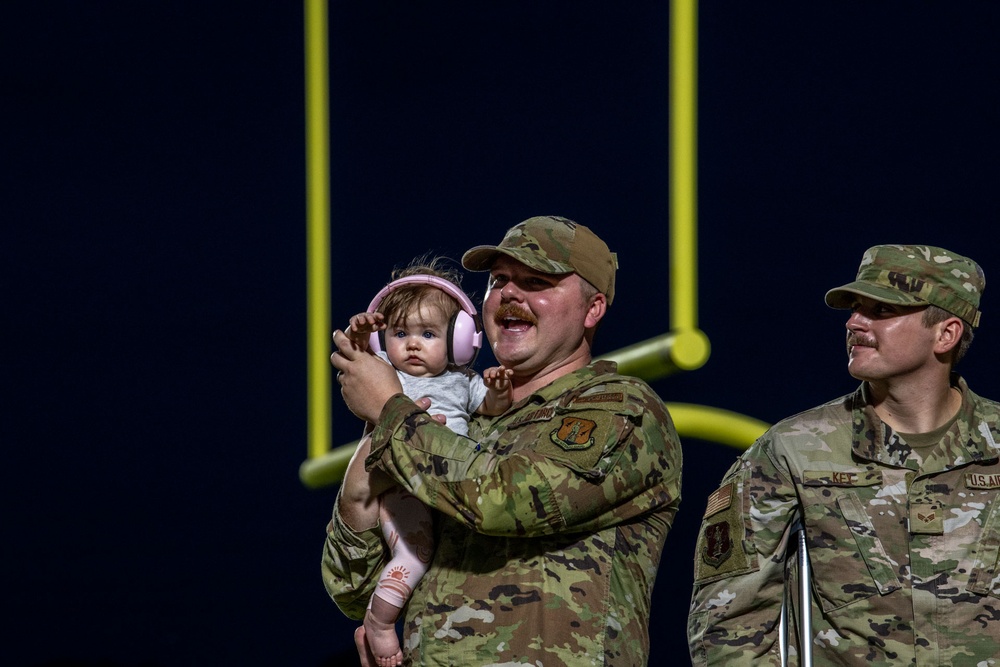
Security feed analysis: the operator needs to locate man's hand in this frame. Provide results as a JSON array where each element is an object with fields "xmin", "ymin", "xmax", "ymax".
[
  {"xmin": 413, "ymin": 396, "xmax": 448, "ymax": 426},
  {"xmin": 331, "ymin": 329, "xmax": 403, "ymax": 423}
]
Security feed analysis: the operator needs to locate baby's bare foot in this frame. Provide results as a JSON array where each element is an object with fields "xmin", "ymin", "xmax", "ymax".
[{"xmin": 363, "ymin": 609, "xmax": 403, "ymax": 667}]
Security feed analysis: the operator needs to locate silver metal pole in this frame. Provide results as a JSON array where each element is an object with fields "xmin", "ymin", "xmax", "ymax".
[
  {"xmin": 797, "ymin": 526, "xmax": 813, "ymax": 667},
  {"xmin": 781, "ymin": 522, "xmax": 813, "ymax": 667},
  {"xmin": 779, "ymin": 572, "xmax": 789, "ymax": 667}
]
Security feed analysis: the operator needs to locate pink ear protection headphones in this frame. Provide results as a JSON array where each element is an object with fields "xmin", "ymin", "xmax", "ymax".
[{"xmin": 366, "ymin": 275, "xmax": 483, "ymax": 367}]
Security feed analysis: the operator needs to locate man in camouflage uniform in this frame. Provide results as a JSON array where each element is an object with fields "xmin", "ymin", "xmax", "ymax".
[
  {"xmin": 326, "ymin": 215, "xmax": 682, "ymax": 666},
  {"xmin": 688, "ymin": 245, "xmax": 1000, "ymax": 666}
]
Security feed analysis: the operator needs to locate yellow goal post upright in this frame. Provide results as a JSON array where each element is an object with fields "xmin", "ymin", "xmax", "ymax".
[{"xmin": 300, "ymin": 0, "xmax": 768, "ymax": 489}]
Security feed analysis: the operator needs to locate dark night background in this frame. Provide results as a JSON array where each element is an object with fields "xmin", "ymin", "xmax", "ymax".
[{"xmin": 6, "ymin": 3, "xmax": 1000, "ymax": 666}]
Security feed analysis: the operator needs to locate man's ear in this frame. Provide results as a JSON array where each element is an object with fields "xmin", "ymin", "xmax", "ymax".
[
  {"xmin": 585, "ymin": 292, "xmax": 607, "ymax": 329},
  {"xmin": 934, "ymin": 316, "xmax": 964, "ymax": 355}
]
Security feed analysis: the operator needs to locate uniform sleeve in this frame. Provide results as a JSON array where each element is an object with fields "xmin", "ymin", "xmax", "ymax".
[
  {"xmin": 367, "ymin": 384, "xmax": 681, "ymax": 537},
  {"xmin": 320, "ymin": 493, "xmax": 387, "ymax": 620},
  {"xmin": 687, "ymin": 436, "xmax": 799, "ymax": 666}
]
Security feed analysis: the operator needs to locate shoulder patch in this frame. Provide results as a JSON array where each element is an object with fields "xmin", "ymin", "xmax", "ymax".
[
  {"xmin": 694, "ymin": 481, "xmax": 753, "ymax": 583},
  {"xmin": 702, "ymin": 520, "xmax": 734, "ymax": 567},
  {"xmin": 703, "ymin": 483, "xmax": 733, "ymax": 518},
  {"xmin": 550, "ymin": 416, "xmax": 598, "ymax": 450}
]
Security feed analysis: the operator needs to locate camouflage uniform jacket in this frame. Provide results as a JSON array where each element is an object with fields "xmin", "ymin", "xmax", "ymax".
[
  {"xmin": 688, "ymin": 376, "xmax": 1000, "ymax": 666},
  {"xmin": 323, "ymin": 360, "xmax": 682, "ymax": 666}
]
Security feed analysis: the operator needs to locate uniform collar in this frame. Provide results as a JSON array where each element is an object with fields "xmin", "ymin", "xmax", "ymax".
[
  {"xmin": 512, "ymin": 360, "xmax": 619, "ymax": 409},
  {"xmin": 851, "ymin": 375, "xmax": 1000, "ymax": 470}
]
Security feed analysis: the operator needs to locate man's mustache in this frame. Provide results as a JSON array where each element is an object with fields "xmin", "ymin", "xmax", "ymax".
[
  {"xmin": 493, "ymin": 303, "xmax": 537, "ymax": 325},
  {"xmin": 847, "ymin": 334, "xmax": 877, "ymax": 349}
]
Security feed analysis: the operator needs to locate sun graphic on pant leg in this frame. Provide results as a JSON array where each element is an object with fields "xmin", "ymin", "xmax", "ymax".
[{"xmin": 378, "ymin": 566, "xmax": 414, "ymax": 600}]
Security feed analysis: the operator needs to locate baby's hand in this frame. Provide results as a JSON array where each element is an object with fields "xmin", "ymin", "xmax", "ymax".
[
  {"xmin": 348, "ymin": 311, "xmax": 385, "ymax": 338},
  {"xmin": 483, "ymin": 365, "xmax": 513, "ymax": 392},
  {"xmin": 479, "ymin": 366, "xmax": 514, "ymax": 416}
]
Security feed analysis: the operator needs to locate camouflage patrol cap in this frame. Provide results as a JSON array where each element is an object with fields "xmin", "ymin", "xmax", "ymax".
[
  {"xmin": 462, "ymin": 215, "xmax": 619, "ymax": 305},
  {"xmin": 825, "ymin": 244, "xmax": 985, "ymax": 328}
]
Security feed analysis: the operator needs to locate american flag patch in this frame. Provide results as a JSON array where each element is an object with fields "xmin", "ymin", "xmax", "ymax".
[{"xmin": 704, "ymin": 483, "xmax": 733, "ymax": 518}]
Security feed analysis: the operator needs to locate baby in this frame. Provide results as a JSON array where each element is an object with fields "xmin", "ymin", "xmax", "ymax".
[{"xmin": 339, "ymin": 257, "xmax": 512, "ymax": 667}]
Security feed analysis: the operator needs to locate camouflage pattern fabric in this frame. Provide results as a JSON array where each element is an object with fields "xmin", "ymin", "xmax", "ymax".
[
  {"xmin": 461, "ymin": 215, "xmax": 619, "ymax": 305},
  {"xmin": 824, "ymin": 244, "xmax": 985, "ymax": 328},
  {"xmin": 687, "ymin": 376, "xmax": 1000, "ymax": 666},
  {"xmin": 323, "ymin": 360, "xmax": 682, "ymax": 666}
]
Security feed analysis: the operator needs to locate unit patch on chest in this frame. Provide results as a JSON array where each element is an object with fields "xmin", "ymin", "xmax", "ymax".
[{"xmin": 550, "ymin": 416, "xmax": 597, "ymax": 450}]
